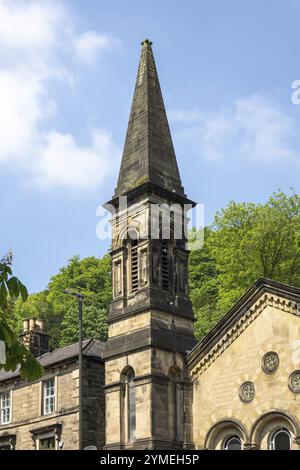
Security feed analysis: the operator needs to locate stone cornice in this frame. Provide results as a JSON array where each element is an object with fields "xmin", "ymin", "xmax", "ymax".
[{"xmin": 188, "ymin": 279, "xmax": 300, "ymax": 378}]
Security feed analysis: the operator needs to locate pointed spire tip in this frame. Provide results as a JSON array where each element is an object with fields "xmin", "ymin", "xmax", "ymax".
[{"xmin": 141, "ymin": 38, "xmax": 153, "ymax": 47}]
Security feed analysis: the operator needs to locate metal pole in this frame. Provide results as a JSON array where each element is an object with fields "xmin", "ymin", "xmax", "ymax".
[
  {"xmin": 63, "ymin": 290, "xmax": 84, "ymax": 450},
  {"xmin": 78, "ymin": 296, "xmax": 83, "ymax": 451}
]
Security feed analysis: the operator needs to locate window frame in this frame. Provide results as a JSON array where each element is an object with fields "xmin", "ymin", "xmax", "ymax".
[
  {"xmin": 270, "ymin": 428, "xmax": 291, "ymax": 450},
  {"xmin": 42, "ymin": 378, "xmax": 56, "ymax": 416},
  {"xmin": 0, "ymin": 434, "xmax": 16, "ymax": 450},
  {"xmin": 30, "ymin": 424, "xmax": 62, "ymax": 451},
  {"xmin": 224, "ymin": 435, "xmax": 242, "ymax": 450},
  {"xmin": 0, "ymin": 391, "xmax": 12, "ymax": 425},
  {"xmin": 37, "ymin": 434, "xmax": 57, "ymax": 450}
]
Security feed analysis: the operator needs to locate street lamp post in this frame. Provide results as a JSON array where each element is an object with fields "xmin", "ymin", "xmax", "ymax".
[{"xmin": 63, "ymin": 290, "xmax": 84, "ymax": 450}]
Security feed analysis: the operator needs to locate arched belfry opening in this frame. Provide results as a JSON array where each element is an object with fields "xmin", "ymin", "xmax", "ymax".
[{"xmin": 104, "ymin": 39, "xmax": 196, "ymax": 449}]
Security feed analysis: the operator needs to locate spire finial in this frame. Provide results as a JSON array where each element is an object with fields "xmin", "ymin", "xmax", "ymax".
[{"xmin": 141, "ymin": 38, "xmax": 153, "ymax": 47}]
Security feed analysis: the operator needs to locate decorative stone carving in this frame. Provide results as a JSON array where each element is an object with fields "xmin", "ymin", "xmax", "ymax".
[
  {"xmin": 239, "ymin": 381, "xmax": 255, "ymax": 403},
  {"xmin": 262, "ymin": 351, "xmax": 279, "ymax": 374},
  {"xmin": 288, "ymin": 371, "xmax": 300, "ymax": 394}
]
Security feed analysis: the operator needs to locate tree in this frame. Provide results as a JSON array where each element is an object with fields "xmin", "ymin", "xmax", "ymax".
[
  {"xmin": 209, "ymin": 190, "xmax": 300, "ymax": 319},
  {"xmin": 10, "ymin": 255, "xmax": 112, "ymax": 349},
  {"xmin": 12, "ymin": 292, "xmax": 54, "ymax": 347},
  {"xmin": 60, "ymin": 304, "xmax": 107, "ymax": 347},
  {"xmin": 189, "ymin": 228, "xmax": 219, "ymax": 339},
  {"xmin": 0, "ymin": 252, "xmax": 43, "ymax": 380}
]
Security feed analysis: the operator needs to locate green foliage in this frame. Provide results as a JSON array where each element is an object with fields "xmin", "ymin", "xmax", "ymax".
[
  {"xmin": 60, "ymin": 305, "xmax": 108, "ymax": 347},
  {"xmin": 210, "ymin": 191, "xmax": 300, "ymax": 315},
  {"xmin": 189, "ymin": 228, "xmax": 219, "ymax": 339},
  {"xmin": 0, "ymin": 252, "xmax": 28, "ymax": 306},
  {"xmin": 8, "ymin": 190, "xmax": 300, "ymax": 352},
  {"xmin": 0, "ymin": 253, "xmax": 43, "ymax": 381},
  {"xmin": 189, "ymin": 190, "xmax": 300, "ymax": 340},
  {"xmin": 10, "ymin": 255, "xmax": 112, "ymax": 349}
]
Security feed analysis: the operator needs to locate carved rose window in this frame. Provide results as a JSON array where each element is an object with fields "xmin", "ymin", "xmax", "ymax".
[
  {"xmin": 288, "ymin": 371, "xmax": 300, "ymax": 394},
  {"xmin": 262, "ymin": 352, "xmax": 279, "ymax": 374},
  {"xmin": 239, "ymin": 382, "xmax": 255, "ymax": 403}
]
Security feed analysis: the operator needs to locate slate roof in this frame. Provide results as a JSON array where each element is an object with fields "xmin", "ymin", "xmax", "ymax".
[{"xmin": 0, "ymin": 338, "xmax": 105, "ymax": 383}]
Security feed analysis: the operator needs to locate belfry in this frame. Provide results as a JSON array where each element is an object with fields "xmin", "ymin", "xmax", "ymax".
[{"xmin": 103, "ymin": 40, "xmax": 196, "ymax": 449}]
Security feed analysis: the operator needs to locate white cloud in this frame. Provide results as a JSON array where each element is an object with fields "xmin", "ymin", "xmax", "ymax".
[
  {"xmin": 75, "ymin": 31, "xmax": 119, "ymax": 65},
  {"xmin": 0, "ymin": 0, "xmax": 66, "ymax": 52},
  {"xmin": 0, "ymin": 0, "xmax": 120, "ymax": 189},
  {"xmin": 171, "ymin": 95, "xmax": 299, "ymax": 165},
  {"xmin": 0, "ymin": 68, "xmax": 55, "ymax": 162},
  {"xmin": 35, "ymin": 129, "xmax": 119, "ymax": 189}
]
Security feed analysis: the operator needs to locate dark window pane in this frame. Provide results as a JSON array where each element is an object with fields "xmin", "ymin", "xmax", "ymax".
[
  {"xmin": 225, "ymin": 436, "xmax": 242, "ymax": 450},
  {"xmin": 39, "ymin": 437, "xmax": 56, "ymax": 450},
  {"xmin": 274, "ymin": 431, "xmax": 291, "ymax": 450}
]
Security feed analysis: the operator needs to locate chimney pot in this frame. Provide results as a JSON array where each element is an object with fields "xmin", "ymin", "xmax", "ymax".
[
  {"xmin": 36, "ymin": 320, "xmax": 45, "ymax": 331},
  {"xmin": 20, "ymin": 318, "xmax": 50, "ymax": 357}
]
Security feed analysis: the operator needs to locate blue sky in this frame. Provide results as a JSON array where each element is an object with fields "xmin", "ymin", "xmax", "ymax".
[{"xmin": 1, "ymin": 0, "xmax": 300, "ymax": 293}]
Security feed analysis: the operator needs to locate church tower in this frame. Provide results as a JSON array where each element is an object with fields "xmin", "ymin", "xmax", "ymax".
[{"xmin": 104, "ymin": 40, "xmax": 196, "ymax": 450}]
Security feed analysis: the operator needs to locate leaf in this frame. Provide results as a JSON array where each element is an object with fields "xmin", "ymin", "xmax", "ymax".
[
  {"xmin": 0, "ymin": 322, "xmax": 14, "ymax": 348},
  {"xmin": 18, "ymin": 281, "xmax": 28, "ymax": 302},
  {"xmin": 0, "ymin": 281, "xmax": 8, "ymax": 306},
  {"xmin": 7, "ymin": 276, "xmax": 20, "ymax": 298},
  {"xmin": 19, "ymin": 349, "xmax": 44, "ymax": 381}
]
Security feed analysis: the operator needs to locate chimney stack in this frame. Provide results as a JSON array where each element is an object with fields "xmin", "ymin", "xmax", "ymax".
[{"xmin": 19, "ymin": 318, "xmax": 50, "ymax": 357}]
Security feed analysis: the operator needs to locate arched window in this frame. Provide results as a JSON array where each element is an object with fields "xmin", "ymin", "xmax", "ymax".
[
  {"xmin": 121, "ymin": 368, "xmax": 136, "ymax": 443},
  {"xmin": 224, "ymin": 435, "xmax": 242, "ymax": 450},
  {"xmin": 270, "ymin": 428, "xmax": 291, "ymax": 450}
]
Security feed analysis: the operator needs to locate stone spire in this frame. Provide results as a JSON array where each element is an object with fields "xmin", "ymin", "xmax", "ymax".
[{"xmin": 115, "ymin": 39, "xmax": 184, "ymax": 196}]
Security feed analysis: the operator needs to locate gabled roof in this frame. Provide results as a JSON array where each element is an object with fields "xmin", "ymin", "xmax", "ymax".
[
  {"xmin": 115, "ymin": 40, "xmax": 184, "ymax": 197},
  {"xmin": 187, "ymin": 278, "xmax": 300, "ymax": 371},
  {"xmin": 0, "ymin": 338, "xmax": 105, "ymax": 383}
]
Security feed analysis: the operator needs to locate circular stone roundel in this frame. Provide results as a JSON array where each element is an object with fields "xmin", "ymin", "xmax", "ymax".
[
  {"xmin": 288, "ymin": 371, "xmax": 300, "ymax": 394},
  {"xmin": 262, "ymin": 351, "xmax": 280, "ymax": 374},
  {"xmin": 239, "ymin": 381, "xmax": 255, "ymax": 403}
]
